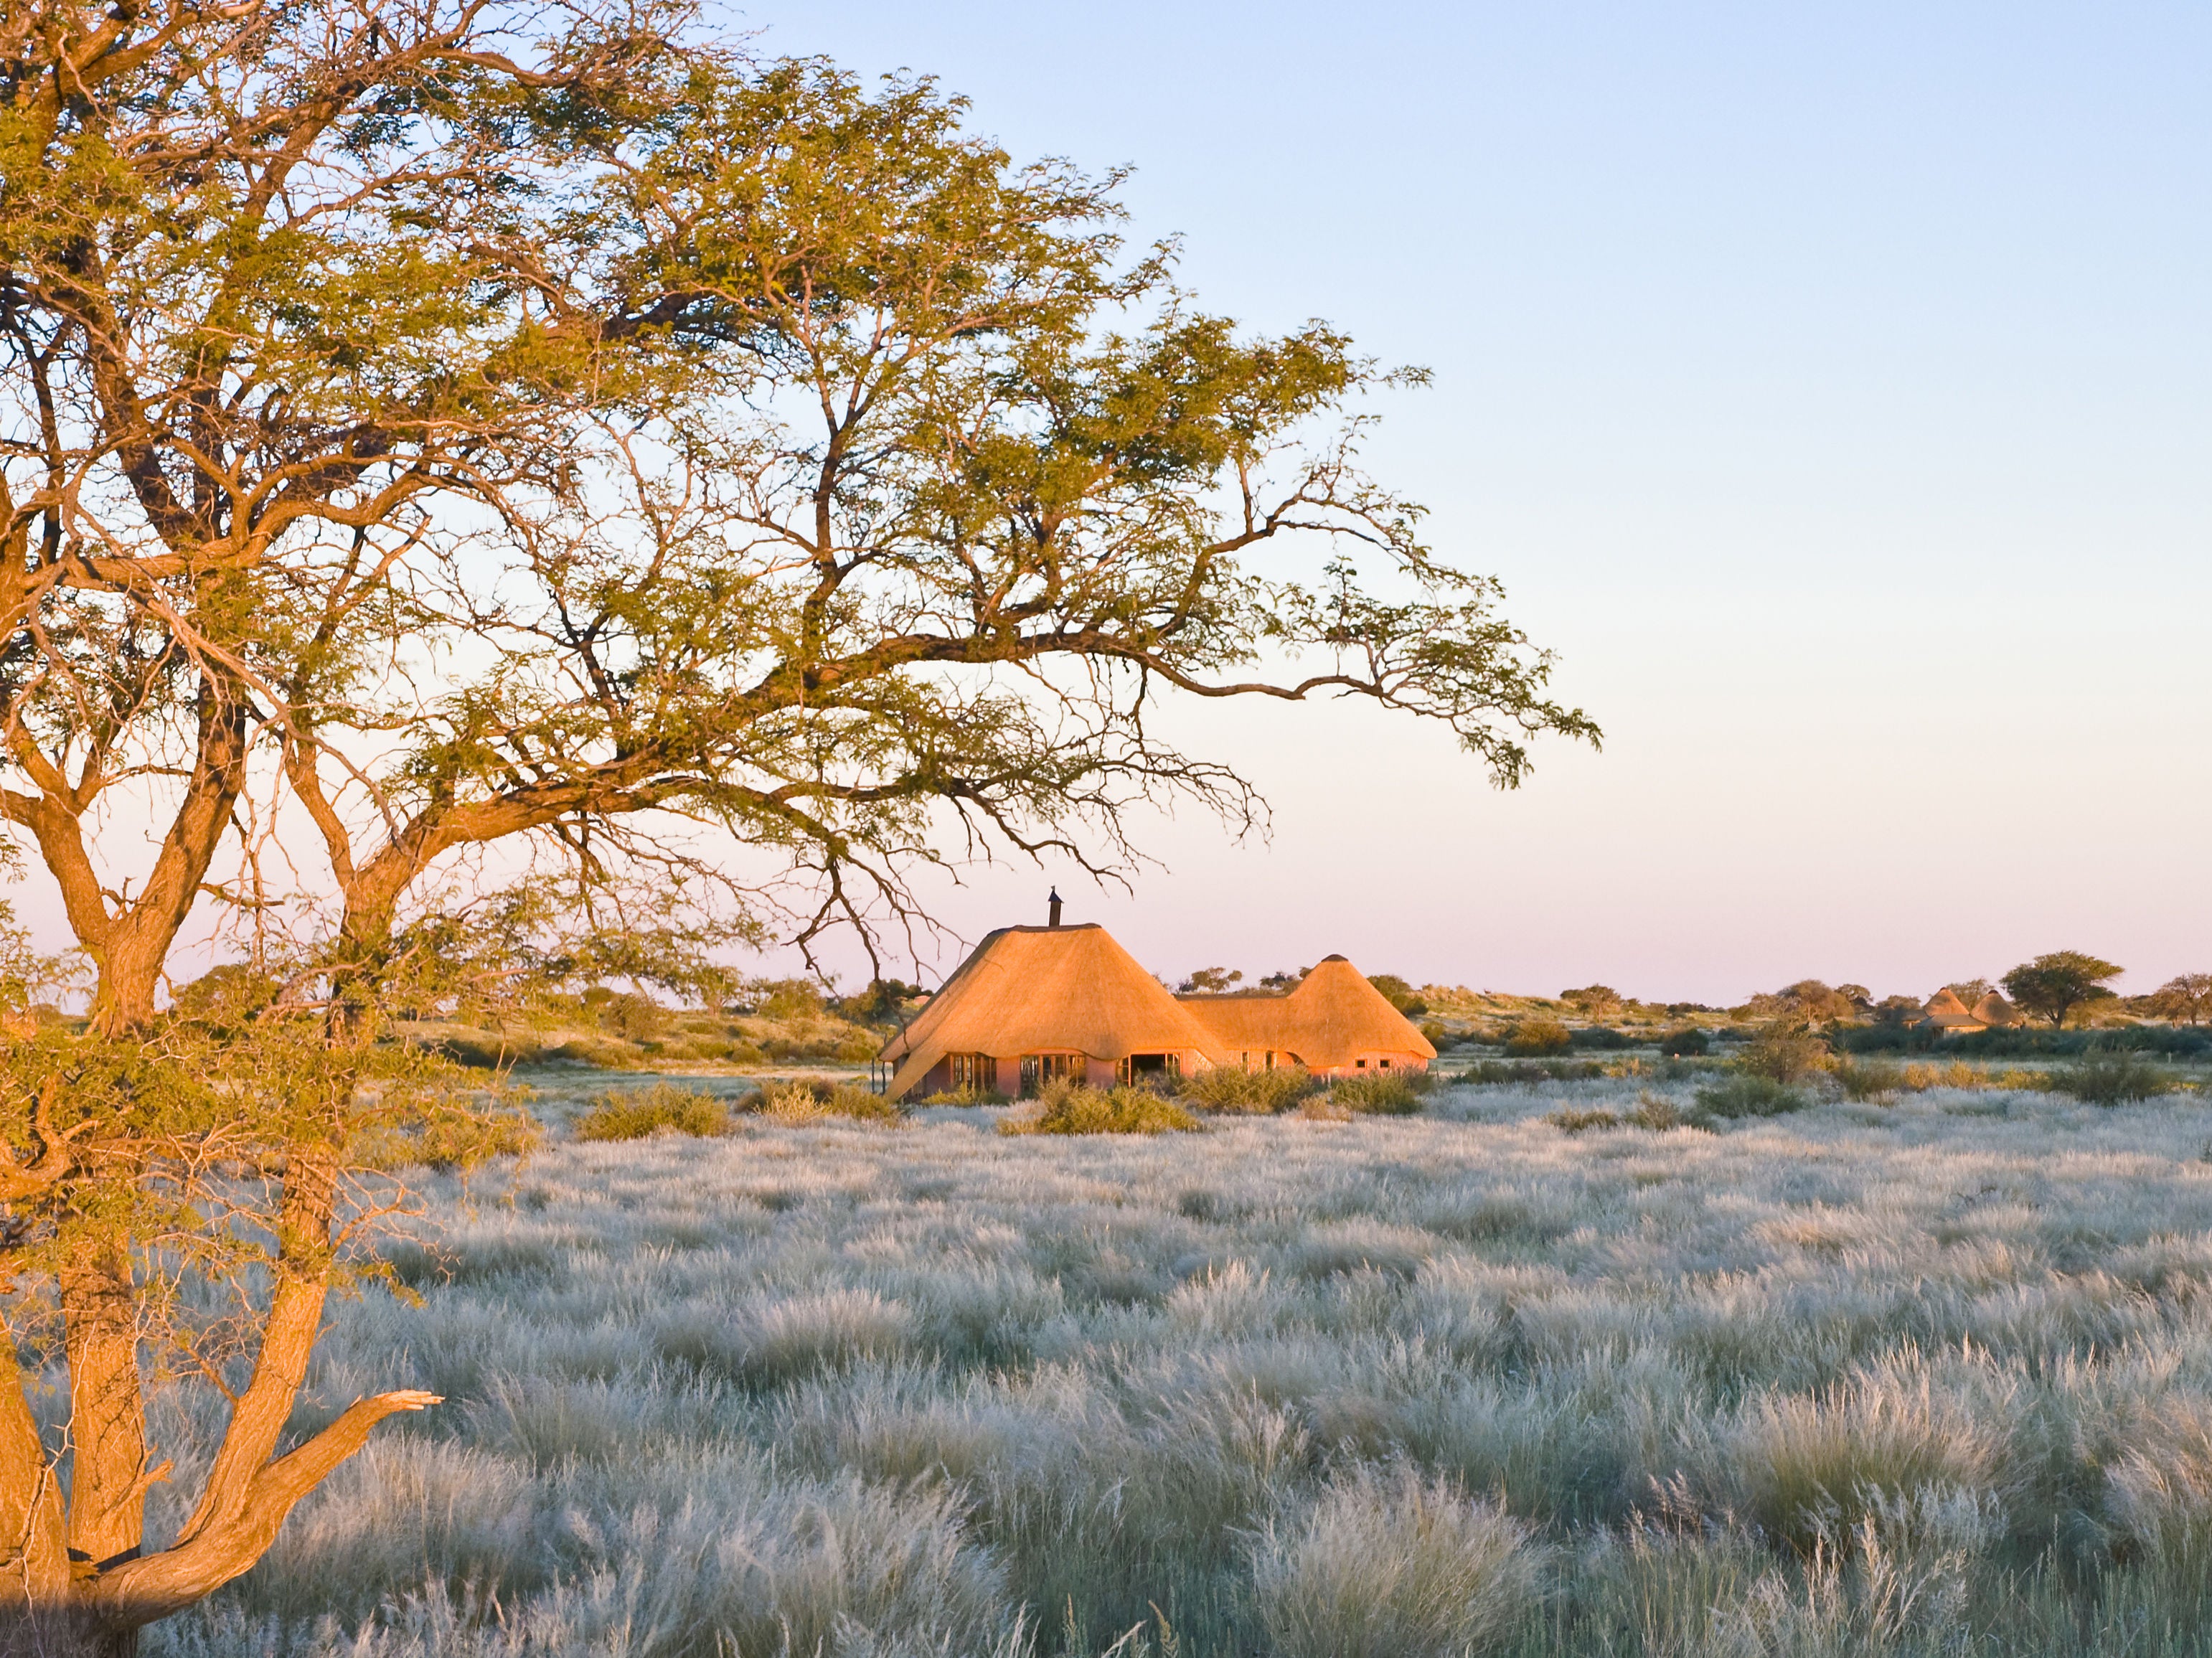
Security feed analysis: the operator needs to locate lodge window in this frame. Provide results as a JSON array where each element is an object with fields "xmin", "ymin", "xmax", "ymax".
[
  {"xmin": 1018, "ymin": 1052, "xmax": 1082, "ymax": 1096},
  {"xmin": 1356, "ymin": 1058, "xmax": 1368, "ymax": 1068},
  {"xmin": 1119, "ymin": 1052, "xmax": 1180, "ymax": 1085},
  {"xmin": 949, "ymin": 1052, "xmax": 997, "ymax": 1091}
]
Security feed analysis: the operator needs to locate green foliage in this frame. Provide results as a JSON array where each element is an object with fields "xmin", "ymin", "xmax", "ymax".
[
  {"xmin": 575, "ymin": 1083, "xmax": 736, "ymax": 1142},
  {"xmin": 2048, "ymin": 1053, "xmax": 2178, "ymax": 1106},
  {"xmin": 756, "ymin": 979, "xmax": 827, "ymax": 1022},
  {"xmin": 916, "ymin": 1086, "xmax": 1011, "ymax": 1107},
  {"xmin": 1737, "ymin": 1022, "xmax": 1832, "ymax": 1083},
  {"xmin": 1695, "ymin": 1074, "xmax": 1811, "ymax": 1118},
  {"xmin": 753, "ymin": 1080, "xmax": 905, "ymax": 1125},
  {"xmin": 1545, "ymin": 1094, "xmax": 1713, "ymax": 1135},
  {"xmin": 596, "ymin": 994, "xmax": 674, "ymax": 1044},
  {"xmin": 1179, "ymin": 1065, "xmax": 1317, "ymax": 1114},
  {"xmin": 1658, "ymin": 1027, "xmax": 1710, "ymax": 1057},
  {"xmin": 1178, "ymin": 966, "xmax": 1245, "ymax": 994},
  {"xmin": 2002, "ymin": 951, "xmax": 2126, "ymax": 1028},
  {"xmin": 1001, "ymin": 1080, "xmax": 1201, "ymax": 1136},
  {"xmin": 1833, "ymin": 1058, "xmax": 1906, "ymax": 1101},
  {"xmin": 1502, "ymin": 1017, "xmax": 1573, "ymax": 1057},
  {"xmin": 1328, "ymin": 1071, "xmax": 1428, "ymax": 1116}
]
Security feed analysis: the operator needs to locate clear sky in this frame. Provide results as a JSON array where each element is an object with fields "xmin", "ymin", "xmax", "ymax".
[{"xmin": 715, "ymin": 1, "xmax": 2212, "ymax": 1004}]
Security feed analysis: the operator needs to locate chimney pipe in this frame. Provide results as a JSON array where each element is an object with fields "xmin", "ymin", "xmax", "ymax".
[{"xmin": 1048, "ymin": 887, "xmax": 1063, "ymax": 928}]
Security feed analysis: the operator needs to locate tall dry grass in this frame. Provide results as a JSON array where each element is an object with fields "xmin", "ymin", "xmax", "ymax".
[{"xmin": 108, "ymin": 1065, "xmax": 2212, "ymax": 1657}]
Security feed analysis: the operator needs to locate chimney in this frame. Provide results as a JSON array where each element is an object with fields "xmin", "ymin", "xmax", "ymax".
[{"xmin": 1047, "ymin": 887, "xmax": 1063, "ymax": 928}]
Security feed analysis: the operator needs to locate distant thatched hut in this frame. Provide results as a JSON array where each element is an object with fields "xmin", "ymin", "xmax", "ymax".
[
  {"xmin": 1177, "ymin": 956, "xmax": 1438, "ymax": 1079},
  {"xmin": 878, "ymin": 924, "xmax": 1227, "ymax": 1101},
  {"xmin": 1914, "ymin": 987, "xmax": 2018, "ymax": 1035},
  {"xmin": 878, "ymin": 925, "xmax": 1436, "ymax": 1101}
]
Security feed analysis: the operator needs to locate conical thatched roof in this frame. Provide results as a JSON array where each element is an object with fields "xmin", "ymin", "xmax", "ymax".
[
  {"xmin": 1921, "ymin": 988, "xmax": 1978, "ymax": 1028},
  {"xmin": 1179, "ymin": 955, "xmax": 1436, "ymax": 1070},
  {"xmin": 1969, "ymin": 990, "xmax": 2015, "ymax": 1027},
  {"xmin": 880, "ymin": 925, "xmax": 1226, "ymax": 1099}
]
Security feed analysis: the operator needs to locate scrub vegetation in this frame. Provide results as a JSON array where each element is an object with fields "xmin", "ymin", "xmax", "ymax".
[{"xmin": 106, "ymin": 1065, "xmax": 2212, "ymax": 1658}]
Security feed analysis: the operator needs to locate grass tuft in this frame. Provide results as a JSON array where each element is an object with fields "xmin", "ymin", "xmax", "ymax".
[
  {"xmin": 1180, "ymin": 1064, "xmax": 1317, "ymax": 1114},
  {"xmin": 1695, "ymin": 1074, "xmax": 1809, "ymax": 1118},
  {"xmin": 1251, "ymin": 1463, "xmax": 1540, "ymax": 1658},
  {"xmin": 1000, "ymin": 1079, "xmax": 1202, "ymax": 1136},
  {"xmin": 1329, "ymin": 1071, "xmax": 1429, "ymax": 1116},
  {"xmin": 573, "ymin": 1081, "xmax": 734, "ymax": 1141}
]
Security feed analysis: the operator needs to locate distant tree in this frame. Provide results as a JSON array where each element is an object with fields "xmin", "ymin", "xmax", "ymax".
[
  {"xmin": 1180, "ymin": 967, "xmax": 1245, "ymax": 994},
  {"xmin": 1873, "ymin": 995, "xmax": 1924, "ymax": 1027},
  {"xmin": 1659, "ymin": 1028, "xmax": 1710, "ymax": 1057},
  {"xmin": 1837, "ymin": 984, "xmax": 1872, "ymax": 1007},
  {"xmin": 756, "ymin": 979, "xmax": 828, "ymax": 1022},
  {"xmin": 2001, "ymin": 953, "xmax": 2125, "ymax": 1028},
  {"xmin": 1746, "ymin": 981, "xmax": 1858, "ymax": 1025},
  {"xmin": 1259, "ymin": 969, "xmax": 1307, "ymax": 991},
  {"xmin": 1947, "ymin": 979, "xmax": 1994, "ymax": 1006},
  {"xmin": 1561, "ymin": 985, "xmax": 1624, "ymax": 1017},
  {"xmin": 839, "ymin": 979, "xmax": 928, "ymax": 1023},
  {"xmin": 2148, "ymin": 974, "xmax": 2212, "ymax": 1026}
]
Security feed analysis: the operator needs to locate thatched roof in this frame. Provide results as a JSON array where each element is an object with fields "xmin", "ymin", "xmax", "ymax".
[
  {"xmin": 1920, "ymin": 988, "xmax": 1980, "ymax": 1028},
  {"xmin": 1969, "ymin": 990, "xmax": 2016, "ymax": 1027},
  {"xmin": 1180, "ymin": 955, "xmax": 1436, "ymax": 1070},
  {"xmin": 880, "ymin": 925, "xmax": 1226, "ymax": 1099}
]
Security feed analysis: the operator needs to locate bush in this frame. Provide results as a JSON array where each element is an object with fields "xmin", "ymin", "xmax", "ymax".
[
  {"xmin": 1547, "ymin": 1095, "xmax": 1712, "ymax": 1136},
  {"xmin": 575, "ymin": 1082, "xmax": 735, "ymax": 1141},
  {"xmin": 916, "ymin": 1085, "xmax": 1009, "ymax": 1107},
  {"xmin": 1834, "ymin": 1058, "xmax": 1904, "ymax": 1101},
  {"xmin": 1460, "ymin": 1058, "xmax": 1604, "ymax": 1086},
  {"xmin": 1180, "ymin": 1063, "xmax": 1317, "ymax": 1114},
  {"xmin": 1545, "ymin": 1106, "xmax": 1619, "ymax": 1134},
  {"xmin": 1695, "ymin": 1074, "xmax": 1809, "ymax": 1118},
  {"xmin": 1502, "ymin": 1016, "xmax": 1572, "ymax": 1057},
  {"xmin": 597, "ymin": 991, "xmax": 674, "ymax": 1043},
  {"xmin": 1658, "ymin": 1027, "xmax": 1710, "ymax": 1058},
  {"xmin": 2049, "ymin": 1053, "xmax": 2179, "ymax": 1106},
  {"xmin": 1568, "ymin": 1025, "xmax": 1633, "ymax": 1050},
  {"xmin": 753, "ymin": 1078, "xmax": 905, "ymax": 1124},
  {"xmin": 1738, "ymin": 1022, "xmax": 1832, "ymax": 1083},
  {"xmin": 1329, "ymin": 1071, "xmax": 1426, "ymax": 1116},
  {"xmin": 1000, "ymin": 1080, "xmax": 1201, "ymax": 1136},
  {"xmin": 1251, "ymin": 1464, "xmax": 1540, "ymax": 1658},
  {"xmin": 756, "ymin": 978, "xmax": 826, "ymax": 1021}
]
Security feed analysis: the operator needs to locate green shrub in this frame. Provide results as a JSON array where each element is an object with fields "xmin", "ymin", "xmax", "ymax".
[
  {"xmin": 753, "ymin": 1078, "xmax": 905, "ymax": 1124},
  {"xmin": 1329, "ymin": 1070, "xmax": 1428, "ymax": 1116},
  {"xmin": 1546, "ymin": 1106, "xmax": 1618, "ymax": 1134},
  {"xmin": 2049, "ymin": 1053, "xmax": 2179, "ymax": 1106},
  {"xmin": 1502, "ymin": 1016, "xmax": 1572, "ymax": 1057},
  {"xmin": 1625, "ymin": 1092, "xmax": 1713, "ymax": 1131},
  {"xmin": 917, "ymin": 1085, "xmax": 1009, "ymax": 1107},
  {"xmin": 1738, "ymin": 1022, "xmax": 1832, "ymax": 1083},
  {"xmin": 1658, "ymin": 1027, "xmax": 1710, "ymax": 1058},
  {"xmin": 1834, "ymin": 1058, "xmax": 1904, "ymax": 1101},
  {"xmin": 1001, "ymin": 1080, "xmax": 1201, "ymax": 1136},
  {"xmin": 575, "ymin": 1082, "xmax": 735, "ymax": 1141},
  {"xmin": 1180, "ymin": 1064, "xmax": 1317, "ymax": 1114},
  {"xmin": 597, "ymin": 991, "xmax": 673, "ymax": 1043},
  {"xmin": 1695, "ymin": 1074, "xmax": 1809, "ymax": 1118}
]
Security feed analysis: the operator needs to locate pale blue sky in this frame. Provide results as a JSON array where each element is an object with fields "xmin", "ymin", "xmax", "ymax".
[{"xmin": 726, "ymin": 1, "xmax": 2211, "ymax": 1002}]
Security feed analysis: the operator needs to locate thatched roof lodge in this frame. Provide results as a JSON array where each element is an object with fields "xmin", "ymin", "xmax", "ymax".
[
  {"xmin": 879, "ymin": 915, "xmax": 1435, "ymax": 1101},
  {"xmin": 1914, "ymin": 988, "xmax": 2018, "ymax": 1034}
]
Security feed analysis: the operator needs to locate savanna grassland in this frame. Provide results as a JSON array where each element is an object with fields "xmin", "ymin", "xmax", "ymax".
[{"xmin": 125, "ymin": 1068, "xmax": 2212, "ymax": 1658}]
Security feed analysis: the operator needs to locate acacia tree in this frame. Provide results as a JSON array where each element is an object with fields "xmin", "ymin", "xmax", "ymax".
[
  {"xmin": 2001, "ymin": 951, "xmax": 2124, "ymax": 1029},
  {"xmin": 0, "ymin": 1, "xmax": 1595, "ymax": 1644}
]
